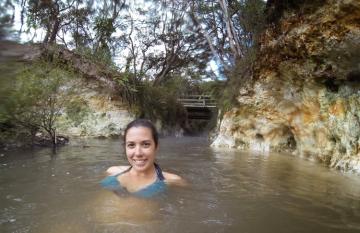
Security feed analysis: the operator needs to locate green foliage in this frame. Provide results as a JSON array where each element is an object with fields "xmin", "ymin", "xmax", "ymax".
[
  {"xmin": 162, "ymin": 76, "xmax": 194, "ymax": 96},
  {"xmin": 11, "ymin": 60, "xmax": 70, "ymax": 128},
  {"xmin": 94, "ymin": 17, "xmax": 116, "ymax": 40},
  {"xmin": 1, "ymin": 59, "xmax": 88, "ymax": 146},
  {"xmin": 198, "ymin": 80, "xmax": 221, "ymax": 96},
  {"xmin": 209, "ymin": 48, "xmax": 259, "ymax": 114},
  {"xmin": 65, "ymin": 97, "xmax": 90, "ymax": 127},
  {"xmin": 76, "ymin": 45, "xmax": 114, "ymax": 67},
  {"xmin": 131, "ymin": 78, "xmax": 190, "ymax": 128},
  {"xmin": 27, "ymin": 0, "xmax": 54, "ymax": 27},
  {"xmin": 0, "ymin": 61, "xmax": 17, "ymax": 123},
  {"xmin": 239, "ymin": 0, "xmax": 266, "ymax": 46}
]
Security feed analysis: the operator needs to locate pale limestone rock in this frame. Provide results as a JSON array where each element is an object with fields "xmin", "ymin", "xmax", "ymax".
[
  {"xmin": 212, "ymin": 0, "xmax": 360, "ymax": 173},
  {"xmin": 57, "ymin": 79, "xmax": 133, "ymax": 137},
  {"xmin": 211, "ymin": 135, "xmax": 236, "ymax": 148}
]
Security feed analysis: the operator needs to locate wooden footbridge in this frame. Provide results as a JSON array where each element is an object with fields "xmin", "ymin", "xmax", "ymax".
[
  {"xmin": 178, "ymin": 95, "xmax": 217, "ymax": 120},
  {"xmin": 177, "ymin": 95, "xmax": 217, "ymax": 108}
]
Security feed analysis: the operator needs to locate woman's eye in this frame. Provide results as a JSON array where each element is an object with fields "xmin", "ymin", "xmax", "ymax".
[
  {"xmin": 142, "ymin": 142, "xmax": 151, "ymax": 148},
  {"xmin": 127, "ymin": 143, "xmax": 135, "ymax": 148}
]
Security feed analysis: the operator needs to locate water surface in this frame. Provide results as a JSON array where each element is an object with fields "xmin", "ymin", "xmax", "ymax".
[{"xmin": 1, "ymin": 137, "xmax": 360, "ymax": 233}]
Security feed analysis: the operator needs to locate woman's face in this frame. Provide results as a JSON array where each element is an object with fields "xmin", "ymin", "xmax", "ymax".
[{"xmin": 125, "ymin": 126, "xmax": 157, "ymax": 172}]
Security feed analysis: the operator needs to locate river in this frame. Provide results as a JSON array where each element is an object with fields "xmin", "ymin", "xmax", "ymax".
[{"xmin": 1, "ymin": 137, "xmax": 360, "ymax": 233}]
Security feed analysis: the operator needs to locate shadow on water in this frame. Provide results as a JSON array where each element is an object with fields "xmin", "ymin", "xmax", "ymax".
[{"xmin": 1, "ymin": 137, "xmax": 360, "ymax": 233}]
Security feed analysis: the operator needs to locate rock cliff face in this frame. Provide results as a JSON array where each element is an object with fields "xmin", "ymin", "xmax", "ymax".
[
  {"xmin": 212, "ymin": 0, "xmax": 360, "ymax": 173},
  {"xmin": 57, "ymin": 79, "xmax": 133, "ymax": 137},
  {"xmin": 27, "ymin": 45, "xmax": 135, "ymax": 138},
  {"xmin": 42, "ymin": 46, "xmax": 187, "ymax": 138}
]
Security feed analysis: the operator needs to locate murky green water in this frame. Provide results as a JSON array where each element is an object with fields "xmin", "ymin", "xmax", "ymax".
[{"xmin": 1, "ymin": 137, "xmax": 360, "ymax": 233}]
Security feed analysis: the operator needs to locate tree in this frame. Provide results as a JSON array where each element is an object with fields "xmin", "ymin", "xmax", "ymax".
[
  {"xmin": 117, "ymin": 0, "xmax": 211, "ymax": 85},
  {"xmin": 26, "ymin": 0, "xmax": 78, "ymax": 44},
  {"xmin": 19, "ymin": 0, "xmax": 266, "ymax": 80},
  {"xmin": 7, "ymin": 59, "xmax": 85, "ymax": 146},
  {"xmin": 189, "ymin": 0, "xmax": 266, "ymax": 73},
  {"xmin": 12, "ymin": 0, "xmax": 268, "ymax": 125},
  {"xmin": 0, "ymin": 0, "xmax": 16, "ymax": 40}
]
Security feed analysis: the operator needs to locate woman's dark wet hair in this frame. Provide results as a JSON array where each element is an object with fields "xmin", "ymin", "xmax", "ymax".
[{"xmin": 123, "ymin": 119, "xmax": 159, "ymax": 147}]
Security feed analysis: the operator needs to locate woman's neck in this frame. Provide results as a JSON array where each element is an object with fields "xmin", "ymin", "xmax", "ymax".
[{"xmin": 129, "ymin": 164, "xmax": 156, "ymax": 178}]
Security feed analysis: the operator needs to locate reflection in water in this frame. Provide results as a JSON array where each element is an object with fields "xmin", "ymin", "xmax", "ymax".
[
  {"xmin": 1, "ymin": 137, "xmax": 360, "ymax": 233},
  {"xmin": 93, "ymin": 191, "xmax": 159, "ymax": 224}
]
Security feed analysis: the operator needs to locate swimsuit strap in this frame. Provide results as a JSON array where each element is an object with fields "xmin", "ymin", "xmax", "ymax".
[
  {"xmin": 154, "ymin": 163, "xmax": 165, "ymax": 181},
  {"xmin": 114, "ymin": 166, "xmax": 132, "ymax": 177},
  {"xmin": 115, "ymin": 163, "xmax": 165, "ymax": 181}
]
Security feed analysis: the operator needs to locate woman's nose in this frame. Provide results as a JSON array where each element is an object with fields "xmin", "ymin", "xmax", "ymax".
[{"xmin": 134, "ymin": 145, "xmax": 142, "ymax": 156}]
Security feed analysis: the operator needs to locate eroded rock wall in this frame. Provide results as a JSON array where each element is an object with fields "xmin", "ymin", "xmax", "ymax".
[
  {"xmin": 212, "ymin": 0, "xmax": 360, "ymax": 173},
  {"xmin": 9, "ymin": 44, "xmax": 135, "ymax": 138},
  {"xmin": 57, "ymin": 79, "xmax": 133, "ymax": 137}
]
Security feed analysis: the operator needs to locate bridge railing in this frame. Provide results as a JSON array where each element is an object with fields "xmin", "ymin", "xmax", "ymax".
[{"xmin": 178, "ymin": 95, "xmax": 217, "ymax": 108}]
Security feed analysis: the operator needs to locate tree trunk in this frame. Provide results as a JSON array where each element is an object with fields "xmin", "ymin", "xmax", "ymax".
[
  {"xmin": 218, "ymin": 0, "xmax": 243, "ymax": 58},
  {"xmin": 46, "ymin": 128, "xmax": 57, "ymax": 147},
  {"xmin": 43, "ymin": 25, "xmax": 51, "ymax": 44},
  {"xmin": 30, "ymin": 127, "xmax": 38, "ymax": 147},
  {"xmin": 48, "ymin": 19, "xmax": 60, "ymax": 44}
]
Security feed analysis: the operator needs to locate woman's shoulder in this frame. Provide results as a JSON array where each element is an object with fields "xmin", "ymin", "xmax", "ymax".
[
  {"xmin": 162, "ymin": 171, "xmax": 187, "ymax": 186},
  {"xmin": 106, "ymin": 165, "xmax": 131, "ymax": 176},
  {"xmin": 162, "ymin": 171, "xmax": 182, "ymax": 180}
]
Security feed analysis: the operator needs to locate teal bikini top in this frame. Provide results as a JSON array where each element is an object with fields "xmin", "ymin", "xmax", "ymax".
[{"xmin": 100, "ymin": 163, "xmax": 167, "ymax": 198}]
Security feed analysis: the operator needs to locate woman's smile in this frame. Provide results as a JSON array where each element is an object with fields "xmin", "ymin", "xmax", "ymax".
[{"xmin": 132, "ymin": 159, "xmax": 147, "ymax": 167}]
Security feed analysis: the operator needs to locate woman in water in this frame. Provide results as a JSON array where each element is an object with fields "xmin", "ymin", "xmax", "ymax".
[{"xmin": 101, "ymin": 119, "xmax": 186, "ymax": 198}]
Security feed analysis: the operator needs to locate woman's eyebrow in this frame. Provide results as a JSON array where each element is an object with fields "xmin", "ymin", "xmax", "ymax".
[{"xmin": 126, "ymin": 140, "xmax": 152, "ymax": 143}]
